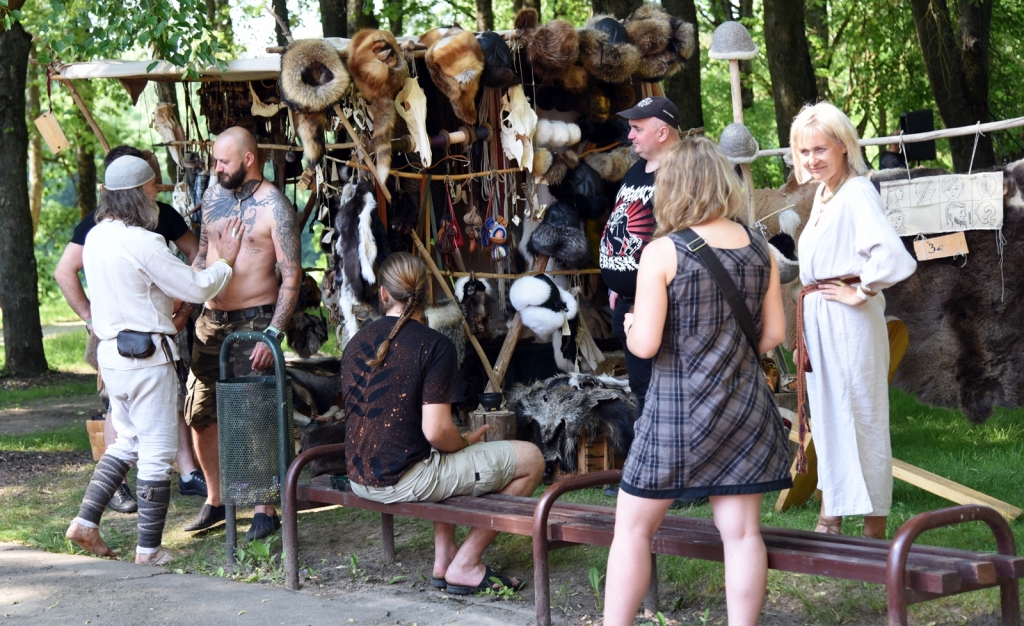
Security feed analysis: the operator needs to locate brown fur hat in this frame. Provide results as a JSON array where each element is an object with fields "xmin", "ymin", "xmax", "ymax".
[
  {"xmin": 420, "ymin": 27, "xmax": 485, "ymax": 125},
  {"xmin": 514, "ymin": 9, "xmax": 579, "ymax": 82},
  {"xmin": 345, "ymin": 29, "xmax": 410, "ymax": 183},
  {"xmin": 584, "ymin": 146, "xmax": 637, "ymax": 182},
  {"xmin": 577, "ymin": 16, "xmax": 641, "ymax": 84},
  {"xmin": 545, "ymin": 150, "xmax": 580, "ymax": 186},
  {"xmin": 624, "ymin": 4, "xmax": 697, "ymax": 81},
  {"xmin": 279, "ymin": 39, "xmax": 350, "ymax": 164}
]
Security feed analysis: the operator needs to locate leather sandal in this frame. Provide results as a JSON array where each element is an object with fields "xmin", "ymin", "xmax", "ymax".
[{"xmin": 814, "ymin": 515, "xmax": 843, "ymax": 535}]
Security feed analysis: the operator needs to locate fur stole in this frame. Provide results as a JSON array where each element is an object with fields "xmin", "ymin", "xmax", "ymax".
[
  {"xmin": 331, "ymin": 178, "xmax": 380, "ymax": 341},
  {"xmin": 420, "ymin": 27, "xmax": 485, "ymax": 124},
  {"xmin": 279, "ymin": 40, "xmax": 350, "ymax": 165}
]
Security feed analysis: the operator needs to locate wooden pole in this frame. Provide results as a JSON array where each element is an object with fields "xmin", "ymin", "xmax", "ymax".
[
  {"xmin": 411, "ymin": 231, "xmax": 501, "ymax": 391},
  {"xmin": 484, "ymin": 254, "xmax": 549, "ymax": 393},
  {"xmin": 729, "ymin": 60, "xmax": 743, "ymax": 124},
  {"xmin": 62, "ymin": 79, "xmax": 110, "ymax": 154}
]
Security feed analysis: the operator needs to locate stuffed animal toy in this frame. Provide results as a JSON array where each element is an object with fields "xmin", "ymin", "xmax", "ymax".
[
  {"xmin": 624, "ymin": 4, "xmax": 697, "ymax": 81},
  {"xmin": 577, "ymin": 15, "xmax": 641, "ymax": 84},
  {"xmin": 420, "ymin": 26, "xmax": 485, "ymax": 124},
  {"xmin": 344, "ymin": 29, "xmax": 410, "ymax": 185},
  {"xmin": 279, "ymin": 39, "xmax": 350, "ymax": 165}
]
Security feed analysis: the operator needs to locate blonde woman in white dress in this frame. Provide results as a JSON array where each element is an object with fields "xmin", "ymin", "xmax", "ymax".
[{"xmin": 790, "ymin": 102, "xmax": 916, "ymax": 539}]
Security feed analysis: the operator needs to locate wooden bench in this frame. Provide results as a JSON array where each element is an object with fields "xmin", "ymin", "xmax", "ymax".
[{"xmin": 283, "ymin": 446, "xmax": 1023, "ymax": 626}]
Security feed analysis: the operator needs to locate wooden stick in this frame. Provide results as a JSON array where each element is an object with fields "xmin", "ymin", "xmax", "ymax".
[
  {"xmin": 411, "ymin": 231, "xmax": 501, "ymax": 391},
  {"xmin": 262, "ymin": 0, "xmax": 294, "ymax": 45},
  {"xmin": 485, "ymin": 254, "xmax": 549, "ymax": 393},
  {"xmin": 297, "ymin": 185, "xmax": 318, "ymax": 228},
  {"xmin": 441, "ymin": 268, "xmax": 601, "ymax": 280},
  {"xmin": 729, "ymin": 60, "xmax": 743, "ymax": 124},
  {"xmin": 333, "ymin": 105, "xmax": 392, "ymax": 202},
  {"xmin": 62, "ymin": 79, "xmax": 110, "ymax": 153}
]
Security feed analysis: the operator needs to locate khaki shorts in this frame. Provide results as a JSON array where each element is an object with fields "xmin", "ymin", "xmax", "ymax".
[
  {"xmin": 184, "ymin": 307, "xmax": 274, "ymax": 427},
  {"xmin": 351, "ymin": 441, "xmax": 517, "ymax": 504}
]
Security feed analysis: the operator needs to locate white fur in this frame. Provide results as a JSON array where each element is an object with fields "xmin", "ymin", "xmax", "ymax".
[
  {"xmin": 778, "ymin": 208, "xmax": 801, "ymax": 237},
  {"xmin": 533, "ymin": 148, "xmax": 552, "ymax": 175},
  {"xmin": 452, "ymin": 276, "xmax": 494, "ymax": 302},
  {"xmin": 358, "ymin": 190, "xmax": 377, "ymax": 284},
  {"xmin": 425, "ymin": 301, "xmax": 465, "ymax": 329},
  {"xmin": 510, "ymin": 275, "xmax": 553, "ymax": 309},
  {"xmin": 521, "ymin": 308, "xmax": 566, "ymax": 338},
  {"xmin": 534, "ymin": 119, "xmax": 553, "ymax": 147},
  {"xmin": 566, "ymin": 123, "xmax": 581, "ymax": 145},
  {"xmin": 510, "ymin": 275, "xmax": 579, "ymax": 337},
  {"xmin": 338, "ymin": 283, "xmax": 361, "ymax": 347}
]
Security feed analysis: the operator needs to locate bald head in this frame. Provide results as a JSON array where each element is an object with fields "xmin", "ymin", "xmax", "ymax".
[{"xmin": 212, "ymin": 127, "xmax": 261, "ymax": 190}]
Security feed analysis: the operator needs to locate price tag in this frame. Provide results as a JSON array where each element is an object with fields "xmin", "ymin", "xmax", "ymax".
[{"xmin": 913, "ymin": 232, "xmax": 969, "ymax": 260}]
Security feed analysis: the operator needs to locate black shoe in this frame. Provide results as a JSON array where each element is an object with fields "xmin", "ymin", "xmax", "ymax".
[
  {"xmin": 107, "ymin": 482, "xmax": 138, "ymax": 513},
  {"xmin": 183, "ymin": 503, "xmax": 226, "ymax": 532},
  {"xmin": 603, "ymin": 486, "xmax": 620, "ymax": 498},
  {"xmin": 178, "ymin": 469, "xmax": 208, "ymax": 497},
  {"xmin": 245, "ymin": 513, "xmax": 281, "ymax": 541},
  {"xmin": 669, "ymin": 496, "xmax": 709, "ymax": 510}
]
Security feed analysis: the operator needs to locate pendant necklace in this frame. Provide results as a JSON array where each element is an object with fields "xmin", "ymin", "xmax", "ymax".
[
  {"xmin": 814, "ymin": 174, "xmax": 848, "ymax": 226},
  {"xmin": 233, "ymin": 177, "xmax": 264, "ymax": 212}
]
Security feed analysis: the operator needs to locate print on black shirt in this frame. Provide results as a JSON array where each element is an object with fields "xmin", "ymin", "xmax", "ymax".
[{"xmin": 599, "ymin": 161, "xmax": 656, "ymax": 298}]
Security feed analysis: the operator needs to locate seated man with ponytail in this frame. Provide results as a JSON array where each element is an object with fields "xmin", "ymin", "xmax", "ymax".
[{"xmin": 342, "ymin": 252, "xmax": 545, "ymax": 594}]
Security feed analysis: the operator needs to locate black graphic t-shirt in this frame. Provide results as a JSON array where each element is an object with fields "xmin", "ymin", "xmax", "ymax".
[
  {"xmin": 599, "ymin": 160, "xmax": 656, "ymax": 298},
  {"xmin": 71, "ymin": 202, "xmax": 190, "ymax": 246},
  {"xmin": 343, "ymin": 316, "xmax": 459, "ymax": 487}
]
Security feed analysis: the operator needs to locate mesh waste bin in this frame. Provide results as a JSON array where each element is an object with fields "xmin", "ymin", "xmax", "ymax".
[{"xmin": 215, "ymin": 331, "xmax": 293, "ymax": 565}]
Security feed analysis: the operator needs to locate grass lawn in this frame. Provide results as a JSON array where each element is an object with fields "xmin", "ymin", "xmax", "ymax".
[{"xmin": 2, "ymin": 326, "xmax": 1021, "ymax": 623}]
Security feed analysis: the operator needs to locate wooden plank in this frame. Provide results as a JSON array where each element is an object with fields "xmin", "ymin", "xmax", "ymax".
[
  {"xmin": 775, "ymin": 431, "xmax": 819, "ymax": 512},
  {"xmin": 892, "ymin": 459, "xmax": 1022, "ymax": 521},
  {"xmin": 484, "ymin": 254, "xmax": 549, "ymax": 392}
]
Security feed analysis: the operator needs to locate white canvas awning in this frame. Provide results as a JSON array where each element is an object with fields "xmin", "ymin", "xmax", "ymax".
[{"xmin": 54, "ymin": 57, "xmax": 283, "ymax": 82}]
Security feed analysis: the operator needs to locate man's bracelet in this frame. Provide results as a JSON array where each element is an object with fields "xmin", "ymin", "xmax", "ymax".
[{"xmin": 462, "ymin": 436, "xmax": 472, "ymax": 450}]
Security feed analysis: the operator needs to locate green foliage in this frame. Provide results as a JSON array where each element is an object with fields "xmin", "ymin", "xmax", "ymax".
[
  {"xmin": 0, "ymin": 329, "xmax": 90, "ymax": 377},
  {"xmin": 0, "ymin": 423, "xmax": 91, "ymax": 452},
  {"xmin": 587, "ymin": 565, "xmax": 603, "ymax": 609}
]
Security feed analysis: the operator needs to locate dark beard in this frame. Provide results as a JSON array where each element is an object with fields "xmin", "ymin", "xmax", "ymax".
[{"xmin": 218, "ymin": 166, "xmax": 246, "ymax": 190}]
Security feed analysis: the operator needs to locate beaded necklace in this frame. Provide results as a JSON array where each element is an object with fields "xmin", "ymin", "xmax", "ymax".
[{"xmin": 813, "ymin": 174, "xmax": 849, "ymax": 226}]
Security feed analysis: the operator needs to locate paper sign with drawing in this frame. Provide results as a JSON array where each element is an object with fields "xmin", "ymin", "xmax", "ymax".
[{"xmin": 879, "ymin": 172, "xmax": 1003, "ymax": 236}]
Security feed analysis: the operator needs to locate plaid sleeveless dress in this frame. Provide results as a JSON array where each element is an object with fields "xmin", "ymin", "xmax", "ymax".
[{"xmin": 620, "ymin": 228, "xmax": 793, "ymax": 500}]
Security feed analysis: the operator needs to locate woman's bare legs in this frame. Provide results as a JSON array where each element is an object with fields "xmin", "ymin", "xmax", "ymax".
[
  {"xmin": 603, "ymin": 490, "xmax": 673, "ymax": 626},
  {"xmin": 711, "ymin": 494, "xmax": 767, "ymax": 626}
]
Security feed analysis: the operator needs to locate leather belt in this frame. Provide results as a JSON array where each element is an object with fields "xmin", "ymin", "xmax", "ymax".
[{"xmin": 203, "ymin": 304, "xmax": 275, "ymax": 323}]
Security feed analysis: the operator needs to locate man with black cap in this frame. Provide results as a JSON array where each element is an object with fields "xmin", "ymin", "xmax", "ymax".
[{"xmin": 599, "ymin": 96, "xmax": 682, "ymax": 498}]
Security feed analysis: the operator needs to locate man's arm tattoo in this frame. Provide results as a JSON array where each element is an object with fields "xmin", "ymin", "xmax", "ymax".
[
  {"xmin": 266, "ymin": 190, "xmax": 302, "ymax": 328},
  {"xmin": 193, "ymin": 228, "xmax": 209, "ymax": 270}
]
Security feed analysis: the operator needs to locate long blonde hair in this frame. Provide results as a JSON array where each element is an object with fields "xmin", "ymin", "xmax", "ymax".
[
  {"xmin": 789, "ymin": 101, "xmax": 868, "ymax": 184},
  {"xmin": 653, "ymin": 137, "xmax": 744, "ymax": 237},
  {"xmin": 365, "ymin": 252, "xmax": 428, "ymax": 369}
]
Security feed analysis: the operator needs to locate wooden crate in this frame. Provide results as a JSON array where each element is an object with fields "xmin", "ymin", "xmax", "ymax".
[
  {"xmin": 86, "ymin": 419, "xmax": 106, "ymax": 462},
  {"xmin": 555, "ymin": 430, "xmax": 626, "ymax": 480}
]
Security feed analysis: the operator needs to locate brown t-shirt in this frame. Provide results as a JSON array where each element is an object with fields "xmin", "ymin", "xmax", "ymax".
[{"xmin": 342, "ymin": 316, "xmax": 458, "ymax": 487}]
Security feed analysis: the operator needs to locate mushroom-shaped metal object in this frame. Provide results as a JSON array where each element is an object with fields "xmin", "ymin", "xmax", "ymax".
[
  {"xmin": 708, "ymin": 21, "xmax": 758, "ymax": 123},
  {"xmin": 718, "ymin": 122, "xmax": 759, "ymax": 224}
]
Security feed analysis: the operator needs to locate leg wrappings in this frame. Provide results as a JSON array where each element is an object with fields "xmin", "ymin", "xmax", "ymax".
[
  {"xmin": 77, "ymin": 455, "xmax": 131, "ymax": 526},
  {"xmin": 136, "ymin": 479, "xmax": 171, "ymax": 550}
]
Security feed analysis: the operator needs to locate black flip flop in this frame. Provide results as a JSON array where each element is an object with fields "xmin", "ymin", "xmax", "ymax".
[
  {"xmin": 446, "ymin": 565, "xmax": 526, "ymax": 595},
  {"xmin": 430, "ymin": 576, "xmax": 447, "ymax": 589}
]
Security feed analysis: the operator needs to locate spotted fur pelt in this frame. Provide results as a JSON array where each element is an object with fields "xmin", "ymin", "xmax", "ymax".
[
  {"xmin": 875, "ymin": 160, "xmax": 1024, "ymax": 423},
  {"xmin": 506, "ymin": 373, "xmax": 635, "ymax": 476}
]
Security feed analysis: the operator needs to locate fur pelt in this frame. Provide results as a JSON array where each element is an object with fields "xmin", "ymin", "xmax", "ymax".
[
  {"xmin": 345, "ymin": 29, "xmax": 409, "ymax": 183},
  {"xmin": 624, "ymin": 4, "xmax": 697, "ymax": 81},
  {"xmin": 331, "ymin": 178, "xmax": 380, "ymax": 341},
  {"xmin": 455, "ymin": 277, "xmax": 493, "ymax": 337},
  {"xmin": 421, "ymin": 27, "xmax": 485, "ymax": 124},
  {"xmin": 584, "ymin": 146, "xmax": 637, "ymax": 182},
  {"xmin": 425, "ymin": 300, "xmax": 467, "ymax": 366},
  {"xmin": 286, "ymin": 311, "xmax": 329, "ymax": 358},
  {"xmin": 544, "ymin": 150, "xmax": 579, "ymax": 186},
  {"xmin": 279, "ymin": 40, "xmax": 350, "ymax": 165},
  {"xmin": 577, "ymin": 16, "xmax": 641, "ymax": 84},
  {"xmin": 525, "ymin": 202, "xmax": 592, "ymax": 269},
  {"xmin": 287, "ymin": 359, "xmax": 344, "ymax": 417},
  {"xmin": 506, "ymin": 373, "xmax": 635, "ymax": 476},
  {"xmin": 874, "ymin": 161, "xmax": 1024, "ymax": 423},
  {"xmin": 514, "ymin": 9, "xmax": 579, "ymax": 82},
  {"xmin": 534, "ymin": 119, "xmax": 582, "ymax": 149},
  {"xmin": 533, "ymin": 149, "xmax": 553, "ymax": 178},
  {"xmin": 509, "ymin": 274, "xmax": 579, "ymax": 339},
  {"xmin": 299, "ymin": 419, "xmax": 347, "ymax": 478},
  {"xmin": 477, "ymin": 31, "xmax": 519, "ymax": 89}
]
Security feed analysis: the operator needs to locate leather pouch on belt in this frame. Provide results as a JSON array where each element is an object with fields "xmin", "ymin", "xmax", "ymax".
[{"xmin": 116, "ymin": 330, "xmax": 156, "ymax": 358}]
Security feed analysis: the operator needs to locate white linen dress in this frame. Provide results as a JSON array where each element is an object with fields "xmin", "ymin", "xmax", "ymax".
[{"xmin": 798, "ymin": 176, "xmax": 917, "ymax": 517}]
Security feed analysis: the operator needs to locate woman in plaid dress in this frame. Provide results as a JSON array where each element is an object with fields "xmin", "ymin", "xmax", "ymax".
[{"xmin": 603, "ymin": 138, "xmax": 792, "ymax": 626}]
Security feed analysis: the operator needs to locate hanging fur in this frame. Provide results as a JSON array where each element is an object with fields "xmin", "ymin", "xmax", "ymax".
[
  {"xmin": 533, "ymin": 149, "xmax": 553, "ymax": 180},
  {"xmin": 344, "ymin": 29, "xmax": 410, "ymax": 184},
  {"xmin": 455, "ymin": 276, "xmax": 494, "ymax": 337},
  {"xmin": 425, "ymin": 300, "xmax": 467, "ymax": 367},
  {"xmin": 544, "ymin": 150, "xmax": 580, "ymax": 186},
  {"xmin": 477, "ymin": 31, "xmax": 519, "ymax": 89},
  {"xmin": 514, "ymin": 9, "xmax": 580, "ymax": 82},
  {"xmin": 506, "ymin": 373, "xmax": 635, "ymax": 476},
  {"xmin": 421, "ymin": 26, "xmax": 485, "ymax": 124},
  {"xmin": 525, "ymin": 202, "xmax": 592, "ymax": 269},
  {"xmin": 331, "ymin": 178, "xmax": 380, "ymax": 341},
  {"xmin": 279, "ymin": 40, "xmax": 351, "ymax": 165},
  {"xmin": 584, "ymin": 146, "xmax": 637, "ymax": 182},
  {"xmin": 577, "ymin": 16, "xmax": 641, "ymax": 84},
  {"xmin": 286, "ymin": 311, "xmax": 330, "ymax": 358},
  {"xmin": 509, "ymin": 274, "xmax": 578, "ymax": 338},
  {"xmin": 533, "ymin": 119, "xmax": 582, "ymax": 150},
  {"xmin": 623, "ymin": 4, "xmax": 697, "ymax": 81}
]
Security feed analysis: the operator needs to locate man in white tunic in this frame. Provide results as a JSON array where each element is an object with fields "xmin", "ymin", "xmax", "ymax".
[{"xmin": 790, "ymin": 103, "xmax": 916, "ymax": 539}]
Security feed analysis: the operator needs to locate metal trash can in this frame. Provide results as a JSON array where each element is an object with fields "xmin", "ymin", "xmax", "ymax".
[{"xmin": 216, "ymin": 331, "xmax": 293, "ymax": 565}]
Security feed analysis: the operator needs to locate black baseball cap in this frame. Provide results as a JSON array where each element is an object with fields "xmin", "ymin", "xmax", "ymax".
[{"xmin": 617, "ymin": 96, "xmax": 680, "ymax": 127}]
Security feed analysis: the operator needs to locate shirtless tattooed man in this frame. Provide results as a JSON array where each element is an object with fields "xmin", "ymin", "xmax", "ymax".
[{"xmin": 183, "ymin": 127, "xmax": 302, "ymax": 540}]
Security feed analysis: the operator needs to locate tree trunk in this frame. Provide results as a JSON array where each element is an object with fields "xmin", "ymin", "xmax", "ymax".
[
  {"xmin": 762, "ymin": 0, "xmax": 818, "ymax": 148},
  {"xmin": 272, "ymin": 0, "xmax": 290, "ymax": 47},
  {"xmin": 347, "ymin": 0, "xmax": 379, "ymax": 35},
  {"xmin": 591, "ymin": 0, "xmax": 640, "ymax": 19},
  {"xmin": 662, "ymin": 0, "xmax": 703, "ymax": 132},
  {"xmin": 76, "ymin": 146, "xmax": 96, "ymax": 221},
  {"xmin": 26, "ymin": 80, "xmax": 42, "ymax": 235},
  {"xmin": 320, "ymin": 0, "xmax": 347, "ymax": 38},
  {"xmin": 206, "ymin": 0, "xmax": 235, "ymax": 42},
  {"xmin": 804, "ymin": 0, "xmax": 829, "ymax": 98},
  {"xmin": 0, "ymin": 22, "xmax": 47, "ymax": 376},
  {"xmin": 389, "ymin": 14, "xmax": 403, "ymax": 37},
  {"xmin": 476, "ymin": 0, "xmax": 493, "ymax": 31},
  {"xmin": 155, "ymin": 81, "xmax": 180, "ymax": 183},
  {"xmin": 739, "ymin": 0, "xmax": 754, "ymax": 109},
  {"xmin": 513, "ymin": 0, "xmax": 540, "ymax": 17},
  {"xmin": 908, "ymin": 0, "xmax": 994, "ymax": 171}
]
